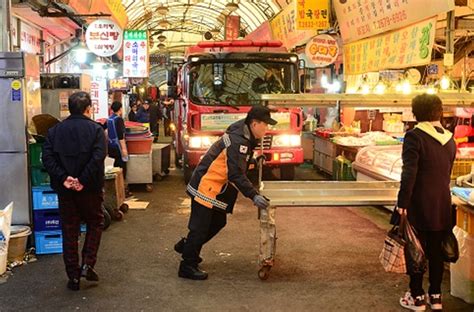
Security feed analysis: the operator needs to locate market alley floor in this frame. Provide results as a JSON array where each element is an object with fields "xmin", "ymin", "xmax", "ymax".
[{"xmin": 1, "ymin": 166, "xmax": 473, "ymax": 312}]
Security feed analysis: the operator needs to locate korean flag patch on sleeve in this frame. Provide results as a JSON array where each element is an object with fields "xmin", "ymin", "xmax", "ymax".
[{"xmin": 239, "ymin": 145, "xmax": 248, "ymax": 154}]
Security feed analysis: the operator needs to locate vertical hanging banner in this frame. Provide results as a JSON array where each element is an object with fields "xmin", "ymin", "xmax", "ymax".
[
  {"xmin": 225, "ymin": 15, "xmax": 241, "ymax": 40},
  {"xmin": 85, "ymin": 19, "xmax": 123, "ymax": 57},
  {"xmin": 343, "ymin": 17, "xmax": 436, "ymax": 75},
  {"xmin": 270, "ymin": 0, "xmax": 316, "ymax": 49},
  {"xmin": 89, "ymin": 76, "xmax": 108, "ymax": 120},
  {"xmin": 334, "ymin": 0, "xmax": 454, "ymax": 43},
  {"xmin": 123, "ymin": 30, "xmax": 149, "ymax": 78},
  {"xmin": 296, "ymin": 0, "xmax": 329, "ymax": 30}
]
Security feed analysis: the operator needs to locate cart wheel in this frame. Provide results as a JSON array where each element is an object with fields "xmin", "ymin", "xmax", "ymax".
[
  {"xmin": 103, "ymin": 207, "xmax": 111, "ymax": 230},
  {"xmin": 258, "ymin": 266, "xmax": 271, "ymax": 280},
  {"xmin": 146, "ymin": 184, "xmax": 153, "ymax": 192},
  {"xmin": 164, "ymin": 169, "xmax": 170, "ymax": 175},
  {"xmin": 119, "ymin": 203, "xmax": 129, "ymax": 213},
  {"xmin": 112, "ymin": 209, "xmax": 124, "ymax": 221},
  {"xmin": 153, "ymin": 173, "xmax": 163, "ymax": 181}
]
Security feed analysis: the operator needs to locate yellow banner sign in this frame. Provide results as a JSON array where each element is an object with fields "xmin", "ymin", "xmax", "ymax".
[
  {"xmin": 334, "ymin": 0, "xmax": 454, "ymax": 43},
  {"xmin": 343, "ymin": 17, "xmax": 436, "ymax": 75},
  {"xmin": 270, "ymin": 0, "xmax": 316, "ymax": 49},
  {"xmin": 296, "ymin": 0, "xmax": 329, "ymax": 30}
]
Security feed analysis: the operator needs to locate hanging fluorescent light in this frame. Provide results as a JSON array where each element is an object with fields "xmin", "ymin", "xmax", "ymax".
[
  {"xmin": 374, "ymin": 81, "xmax": 386, "ymax": 94},
  {"xmin": 225, "ymin": 1, "xmax": 239, "ymax": 13},
  {"xmin": 401, "ymin": 79, "xmax": 412, "ymax": 94},
  {"xmin": 426, "ymin": 85, "xmax": 438, "ymax": 94}
]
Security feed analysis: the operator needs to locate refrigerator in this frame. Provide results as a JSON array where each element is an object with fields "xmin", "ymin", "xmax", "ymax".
[{"xmin": 0, "ymin": 52, "xmax": 41, "ymax": 225}]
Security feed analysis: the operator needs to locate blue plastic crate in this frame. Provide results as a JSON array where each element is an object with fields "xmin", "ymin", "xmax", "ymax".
[
  {"xmin": 34, "ymin": 209, "xmax": 61, "ymax": 231},
  {"xmin": 35, "ymin": 230, "xmax": 63, "ymax": 255},
  {"xmin": 32, "ymin": 186, "xmax": 58, "ymax": 210}
]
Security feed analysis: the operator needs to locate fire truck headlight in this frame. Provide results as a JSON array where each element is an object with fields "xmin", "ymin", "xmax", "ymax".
[
  {"xmin": 272, "ymin": 135, "xmax": 301, "ymax": 147},
  {"xmin": 188, "ymin": 136, "xmax": 219, "ymax": 149}
]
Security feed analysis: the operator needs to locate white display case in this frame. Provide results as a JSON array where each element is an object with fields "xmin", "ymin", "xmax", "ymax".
[{"xmin": 352, "ymin": 145, "xmax": 403, "ymax": 181}]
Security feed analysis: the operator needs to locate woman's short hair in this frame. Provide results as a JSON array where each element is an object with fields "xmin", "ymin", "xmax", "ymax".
[
  {"xmin": 68, "ymin": 92, "xmax": 91, "ymax": 115},
  {"xmin": 411, "ymin": 94, "xmax": 443, "ymax": 122}
]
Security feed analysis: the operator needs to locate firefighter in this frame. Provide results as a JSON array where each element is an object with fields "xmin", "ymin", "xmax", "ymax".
[{"xmin": 174, "ymin": 105, "xmax": 276, "ymax": 280}]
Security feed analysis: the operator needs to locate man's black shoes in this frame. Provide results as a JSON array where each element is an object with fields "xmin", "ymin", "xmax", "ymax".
[
  {"xmin": 81, "ymin": 264, "xmax": 99, "ymax": 282},
  {"xmin": 67, "ymin": 278, "xmax": 80, "ymax": 291},
  {"xmin": 178, "ymin": 262, "xmax": 208, "ymax": 280},
  {"xmin": 174, "ymin": 237, "xmax": 203, "ymax": 263}
]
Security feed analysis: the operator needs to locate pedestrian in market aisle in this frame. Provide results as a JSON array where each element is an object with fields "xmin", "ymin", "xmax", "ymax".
[
  {"xmin": 135, "ymin": 98, "xmax": 150, "ymax": 123},
  {"xmin": 396, "ymin": 94, "xmax": 456, "ymax": 311},
  {"xmin": 147, "ymin": 98, "xmax": 161, "ymax": 141},
  {"xmin": 42, "ymin": 91, "xmax": 107, "ymax": 291},
  {"xmin": 174, "ymin": 105, "xmax": 275, "ymax": 280},
  {"xmin": 162, "ymin": 97, "xmax": 175, "ymax": 137},
  {"xmin": 107, "ymin": 101, "xmax": 131, "ymax": 197},
  {"xmin": 128, "ymin": 101, "xmax": 138, "ymax": 122}
]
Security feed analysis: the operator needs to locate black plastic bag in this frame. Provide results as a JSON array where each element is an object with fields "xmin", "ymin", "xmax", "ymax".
[
  {"xmin": 401, "ymin": 214, "xmax": 427, "ymax": 275},
  {"xmin": 442, "ymin": 231, "xmax": 459, "ymax": 263}
]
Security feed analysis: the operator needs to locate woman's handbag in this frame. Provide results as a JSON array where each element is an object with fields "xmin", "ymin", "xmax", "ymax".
[
  {"xmin": 380, "ymin": 216, "xmax": 407, "ymax": 274},
  {"xmin": 442, "ymin": 231, "xmax": 459, "ymax": 263}
]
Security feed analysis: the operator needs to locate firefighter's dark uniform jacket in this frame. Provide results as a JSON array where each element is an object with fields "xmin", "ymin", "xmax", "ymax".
[{"xmin": 187, "ymin": 119, "xmax": 259, "ymax": 213}]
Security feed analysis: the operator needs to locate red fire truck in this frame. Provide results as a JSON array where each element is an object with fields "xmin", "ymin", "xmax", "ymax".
[{"xmin": 172, "ymin": 40, "xmax": 304, "ymax": 183}]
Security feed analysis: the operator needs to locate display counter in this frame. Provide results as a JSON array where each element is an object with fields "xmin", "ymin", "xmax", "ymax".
[
  {"xmin": 352, "ymin": 145, "xmax": 403, "ymax": 181},
  {"xmin": 313, "ymin": 135, "xmax": 336, "ymax": 174}
]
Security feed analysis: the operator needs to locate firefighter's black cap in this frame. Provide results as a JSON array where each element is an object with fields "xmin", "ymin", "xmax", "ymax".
[{"xmin": 246, "ymin": 106, "xmax": 277, "ymax": 125}]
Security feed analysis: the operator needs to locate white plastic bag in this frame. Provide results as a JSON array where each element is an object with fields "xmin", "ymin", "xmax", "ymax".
[{"xmin": 0, "ymin": 202, "xmax": 13, "ymax": 275}]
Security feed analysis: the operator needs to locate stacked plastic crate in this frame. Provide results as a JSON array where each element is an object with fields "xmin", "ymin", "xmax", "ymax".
[{"xmin": 29, "ymin": 143, "xmax": 63, "ymax": 255}]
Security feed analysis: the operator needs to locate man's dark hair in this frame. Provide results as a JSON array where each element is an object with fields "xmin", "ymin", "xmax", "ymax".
[
  {"xmin": 68, "ymin": 91, "xmax": 92, "ymax": 115},
  {"xmin": 111, "ymin": 101, "xmax": 122, "ymax": 113},
  {"xmin": 411, "ymin": 94, "xmax": 443, "ymax": 122}
]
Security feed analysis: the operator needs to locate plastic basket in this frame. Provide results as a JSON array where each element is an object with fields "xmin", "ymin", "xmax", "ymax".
[
  {"xmin": 34, "ymin": 209, "xmax": 61, "ymax": 231},
  {"xmin": 35, "ymin": 230, "xmax": 63, "ymax": 255},
  {"xmin": 29, "ymin": 143, "xmax": 43, "ymax": 167},
  {"xmin": 126, "ymin": 137, "xmax": 153, "ymax": 154},
  {"xmin": 451, "ymin": 159, "xmax": 474, "ymax": 180},
  {"xmin": 32, "ymin": 186, "xmax": 58, "ymax": 210},
  {"xmin": 31, "ymin": 167, "xmax": 50, "ymax": 186}
]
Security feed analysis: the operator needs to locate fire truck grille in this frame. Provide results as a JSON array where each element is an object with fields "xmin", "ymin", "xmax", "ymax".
[{"xmin": 256, "ymin": 135, "xmax": 272, "ymax": 150}]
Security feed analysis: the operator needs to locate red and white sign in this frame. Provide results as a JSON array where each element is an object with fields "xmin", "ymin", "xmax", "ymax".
[
  {"xmin": 85, "ymin": 19, "xmax": 123, "ymax": 57},
  {"xmin": 89, "ymin": 76, "xmax": 109, "ymax": 120},
  {"xmin": 225, "ymin": 15, "xmax": 241, "ymax": 40},
  {"xmin": 305, "ymin": 34, "xmax": 339, "ymax": 67},
  {"xmin": 20, "ymin": 22, "xmax": 41, "ymax": 54}
]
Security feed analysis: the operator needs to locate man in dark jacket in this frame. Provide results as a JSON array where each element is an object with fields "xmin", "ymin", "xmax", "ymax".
[
  {"xmin": 42, "ymin": 92, "xmax": 106, "ymax": 291},
  {"xmin": 174, "ymin": 105, "xmax": 276, "ymax": 280}
]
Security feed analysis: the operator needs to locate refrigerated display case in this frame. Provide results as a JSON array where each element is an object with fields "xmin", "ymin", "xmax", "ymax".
[{"xmin": 352, "ymin": 145, "xmax": 403, "ymax": 181}]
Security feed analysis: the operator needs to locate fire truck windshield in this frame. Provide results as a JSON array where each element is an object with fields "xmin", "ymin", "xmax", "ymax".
[{"xmin": 189, "ymin": 62, "xmax": 298, "ymax": 106}]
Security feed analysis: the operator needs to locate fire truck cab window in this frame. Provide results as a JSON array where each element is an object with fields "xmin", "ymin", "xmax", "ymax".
[{"xmin": 190, "ymin": 62, "xmax": 297, "ymax": 106}]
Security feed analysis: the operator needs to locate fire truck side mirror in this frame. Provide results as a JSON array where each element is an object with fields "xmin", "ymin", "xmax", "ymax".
[{"xmin": 298, "ymin": 59, "xmax": 306, "ymax": 70}]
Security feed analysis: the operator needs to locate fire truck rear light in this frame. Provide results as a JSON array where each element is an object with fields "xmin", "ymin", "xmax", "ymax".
[{"xmin": 273, "ymin": 153, "xmax": 280, "ymax": 161}]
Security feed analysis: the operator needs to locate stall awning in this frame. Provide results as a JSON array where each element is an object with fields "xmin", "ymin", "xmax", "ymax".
[
  {"xmin": 62, "ymin": 0, "xmax": 128, "ymax": 29},
  {"xmin": 260, "ymin": 93, "xmax": 474, "ymax": 108}
]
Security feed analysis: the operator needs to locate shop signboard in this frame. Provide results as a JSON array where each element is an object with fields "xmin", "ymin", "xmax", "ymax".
[
  {"xmin": 305, "ymin": 34, "xmax": 339, "ymax": 67},
  {"xmin": 245, "ymin": 21, "xmax": 273, "ymax": 41},
  {"xmin": 123, "ymin": 30, "xmax": 149, "ymax": 78},
  {"xmin": 270, "ymin": 0, "xmax": 316, "ymax": 49},
  {"xmin": 11, "ymin": 17, "xmax": 18, "ymax": 48},
  {"xmin": 201, "ymin": 113, "xmax": 247, "ymax": 131},
  {"xmin": 334, "ymin": 0, "xmax": 454, "ymax": 43},
  {"xmin": 20, "ymin": 21, "xmax": 41, "ymax": 55},
  {"xmin": 109, "ymin": 78, "xmax": 129, "ymax": 91},
  {"xmin": 89, "ymin": 76, "xmax": 108, "ymax": 120},
  {"xmin": 225, "ymin": 15, "xmax": 241, "ymax": 40},
  {"xmin": 343, "ymin": 17, "xmax": 436, "ymax": 75},
  {"xmin": 296, "ymin": 0, "xmax": 329, "ymax": 30},
  {"xmin": 85, "ymin": 19, "xmax": 123, "ymax": 57}
]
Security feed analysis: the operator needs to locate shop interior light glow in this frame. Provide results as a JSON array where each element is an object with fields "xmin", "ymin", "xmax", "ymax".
[
  {"xmin": 426, "ymin": 85, "xmax": 437, "ymax": 94},
  {"xmin": 374, "ymin": 81, "xmax": 386, "ymax": 94},
  {"xmin": 73, "ymin": 41, "xmax": 89, "ymax": 64},
  {"xmin": 320, "ymin": 74, "xmax": 329, "ymax": 88},
  {"xmin": 401, "ymin": 79, "xmax": 411, "ymax": 94},
  {"xmin": 360, "ymin": 83, "xmax": 371, "ymax": 94},
  {"xmin": 107, "ymin": 67, "xmax": 117, "ymax": 79},
  {"xmin": 440, "ymin": 75, "xmax": 451, "ymax": 90}
]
